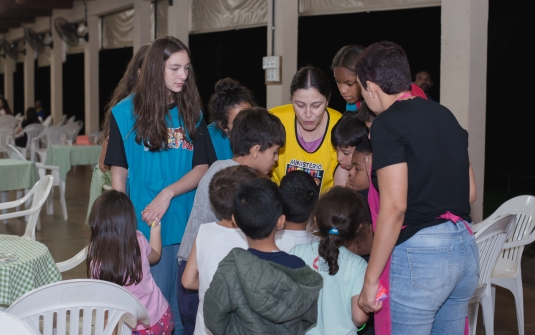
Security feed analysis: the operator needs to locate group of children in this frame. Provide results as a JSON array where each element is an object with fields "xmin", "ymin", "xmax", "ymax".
[{"xmin": 86, "ymin": 102, "xmax": 377, "ymax": 334}]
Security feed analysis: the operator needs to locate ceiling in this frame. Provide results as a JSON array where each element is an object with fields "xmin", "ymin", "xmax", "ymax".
[{"xmin": 0, "ymin": 0, "xmax": 75, "ymax": 33}]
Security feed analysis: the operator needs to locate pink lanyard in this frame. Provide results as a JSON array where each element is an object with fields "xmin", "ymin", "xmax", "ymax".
[{"xmin": 396, "ymin": 92, "xmax": 413, "ymax": 101}]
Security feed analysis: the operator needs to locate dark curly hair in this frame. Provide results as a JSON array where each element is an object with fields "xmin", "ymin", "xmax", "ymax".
[
  {"xmin": 315, "ymin": 186, "xmax": 370, "ymax": 275},
  {"xmin": 209, "ymin": 78, "xmax": 256, "ymax": 132}
]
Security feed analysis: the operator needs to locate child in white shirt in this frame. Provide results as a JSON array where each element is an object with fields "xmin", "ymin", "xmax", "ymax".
[
  {"xmin": 181, "ymin": 165, "xmax": 258, "ymax": 335},
  {"xmin": 275, "ymin": 170, "xmax": 320, "ymax": 252}
]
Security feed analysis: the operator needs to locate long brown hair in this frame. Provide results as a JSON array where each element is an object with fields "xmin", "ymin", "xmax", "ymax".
[
  {"xmin": 315, "ymin": 187, "xmax": 370, "ymax": 275},
  {"xmin": 99, "ymin": 44, "xmax": 150, "ymax": 144},
  {"xmin": 133, "ymin": 36, "xmax": 202, "ymax": 151},
  {"xmin": 87, "ymin": 190, "xmax": 143, "ymax": 286}
]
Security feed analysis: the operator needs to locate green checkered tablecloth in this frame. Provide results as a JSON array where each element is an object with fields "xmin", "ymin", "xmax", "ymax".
[
  {"xmin": 86, "ymin": 165, "xmax": 112, "ymax": 220},
  {"xmin": 0, "ymin": 159, "xmax": 40, "ymax": 192},
  {"xmin": 44, "ymin": 145, "xmax": 102, "ymax": 181},
  {"xmin": 0, "ymin": 236, "xmax": 62, "ymax": 306}
]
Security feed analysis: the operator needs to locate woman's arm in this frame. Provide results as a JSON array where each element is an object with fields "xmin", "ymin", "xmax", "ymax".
[
  {"xmin": 148, "ymin": 224, "xmax": 162, "ymax": 264},
  {"xmin": 99, "ymin": 137, "xmax": 111, "ymax": 172},
  {"xmin": 333, "ymin": 165, "xmax": 349, "ymax": 187},
  {"xmin": 141, "ymin": 164, "xmax": 209, "ymax": 224},
  {"xmin": 351, "ymin": 295, "xmax": 369, "ymax": 327},
  {"xmin": 111, "ymin": 166, "xmax": 127, "ymax": 193},
  {"xmin": 469, "ymin": 162, "xmax": 477, "ymax": 204},
  {"xmin": 358, "ymin": 162, "xmax": 408, "ymax": 313},
  {"xmin": 182, "ymin": 240, "xmax": 200, "ymax": 290}
]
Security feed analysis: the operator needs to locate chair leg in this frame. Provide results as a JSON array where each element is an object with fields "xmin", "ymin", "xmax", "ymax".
[
  {"xmin": 60, "ymin": 180, "xmax": 68, "ymax": 220},
  {"xmin": 46, "ymin": 187, "xmax": 55, "ymax": 215},
  {"xmin": 512, "ymin": 274, "xmax": 525, "ymax": 335},
  {"xmin": 15, "ymin": 189, "xmax": 23, "ymax": 211},
  {"xmin": 468, "ymin": 302, "xmax": 479, "ymax": 335},
  {"xmin": 481, "ymin": 295, "xmax": 495, "ymax": 335},
  {"xmin": 1, "ymin": 191, "xmax": 8, "ymax": 223},
  {"xmin": 491, "ymin": 285, "xmax": 496, "ymax": 312}
]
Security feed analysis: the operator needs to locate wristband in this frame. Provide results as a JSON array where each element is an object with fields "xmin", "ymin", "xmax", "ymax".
[{"xmin": 357, "ymin": 323, "xmax": 366, "ymax": 332}]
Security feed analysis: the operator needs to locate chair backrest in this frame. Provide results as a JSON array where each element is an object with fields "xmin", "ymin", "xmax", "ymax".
[
  {"xmin": 485, "ymin": 195, "xmax": 535, "ymax": 265},
  {"xmin": 66, "ymin": 115, "xmax": 76, "ymax": 124},
  {"xmin": 474, "ymin": 214, "xmax": 516, "ymax": 286},
  {"xmin": 21, "ymin": 123, "xmax": 45, "ymax": 150},
  {"xmin": 0, "ymin": 114, "xmax": 20, "ymax": 129},
  {"xmin": 0, "ymin": 175, "xmax": 54, "ymax": 240},
  {"xmin": 7, "ymin": 144, "xmax": 27, "ymax": 160},
  {"xmin": 57, "ymin": 114, "xmax": 67, "ymax": 126},
  {"xmin": 0, "ymin": 312, "xmax": 39, "ymax": 335},
  {"xmin": 6, "ymin": 279, "xmax": 150, "ymax": 335},
  {"xmin": 41, "ymin": 115, "xmax": 53, "ymax": 128},
  {"xmin": 64, "ymin": 120, "xmax": 84, "ymax": 142},
  {"xmin": 0, "ymin": 127, "xmax": 14, "ymax": 151},
  {"xmin": 40, "ymin": 126, "xmax": 68, "ymax": 148}
]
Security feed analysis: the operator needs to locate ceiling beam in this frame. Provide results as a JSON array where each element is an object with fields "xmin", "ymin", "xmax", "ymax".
[{"xmin": 2, "ymin": 1, "xmax": 73, "ymax": 10}]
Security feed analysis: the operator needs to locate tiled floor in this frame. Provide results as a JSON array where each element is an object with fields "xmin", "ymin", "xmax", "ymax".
[{"xmin": 1, "ymin": 165, "xmax": 534, "ymax": 334}]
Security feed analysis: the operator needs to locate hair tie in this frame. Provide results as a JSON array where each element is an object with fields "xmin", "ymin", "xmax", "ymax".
[{"xmin": 329, "ymin": 228, "xmax": 339, "ymax": 235}]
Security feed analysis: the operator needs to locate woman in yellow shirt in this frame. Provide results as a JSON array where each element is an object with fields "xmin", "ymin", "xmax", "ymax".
[{"xmin": 270, "ymin": 66, "xmax": 347, "ymax": 194}]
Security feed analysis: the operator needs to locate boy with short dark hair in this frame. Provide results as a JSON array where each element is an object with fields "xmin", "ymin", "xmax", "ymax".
[
  {"xmin": 331, "ymin": 112, "xmax": 368, "ymax": 170},
  {"xmin": 182, "ymin": 165, "xmax": 257, "ymax": 335},
  {"xmin": 275, "ymin": 170, "xmax": 320, "ymax": 252},
  {"xmin": 204, "ymin": 179, "xmax": 323, "ymax": 335},
  {"xmin": 176, "ymin": 107, "xmax": 286, "ymax": 332}
]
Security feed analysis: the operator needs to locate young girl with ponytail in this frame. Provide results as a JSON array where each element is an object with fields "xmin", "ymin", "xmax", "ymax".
[{"xmin": 290, "ymin": 186, "xmax": 369, "ymax": 334}]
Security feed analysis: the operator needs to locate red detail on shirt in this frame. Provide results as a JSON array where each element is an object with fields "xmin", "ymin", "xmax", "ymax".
[{"xmin": 312, "ymin": 256, "xmax": 319, "ymax": 271}]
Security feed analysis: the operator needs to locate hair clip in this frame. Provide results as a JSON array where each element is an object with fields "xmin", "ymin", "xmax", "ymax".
[{"xmin": 329, "ymin": 228, "xmax": 339, "ymax": 235}]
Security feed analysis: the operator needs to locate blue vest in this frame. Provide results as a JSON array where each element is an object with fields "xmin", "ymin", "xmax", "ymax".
[
  {"xmin": 207, "ymin": 121, "xmax": 233, "ymax": 160},
  {"xmin": 112, "ymin": 94, "xmax": 199, "ymax": 246}
]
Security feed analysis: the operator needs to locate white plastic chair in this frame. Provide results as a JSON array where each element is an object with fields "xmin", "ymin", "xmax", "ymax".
[
  {"xmin": 0, "ymin": 114, "xmax": 20, "ymax": 129},
  {"xmin": 56, "ymin": 247, "xmax": 87, "ymax": 272},
  {"xmin": 6, "ymin": 279, "xmax": 150, "ymax": 335},
  {"xmin": 31, "ymin": 125, "xmax": 68, "ymax": 162},
  {"xmin": 468, "ymin": 214, "xmax": 516, "ymax": 335},
  {"xmin": 0, "ymin": 175, "xmax": 53, "ymax": 240},
  {"xmin": 478, "ymin": 195, "xmax": 535, "ymax": 335},
  {"xmin": 0, "ymin": 126, "xmax": 14, "ymax": 157},
  {"xmin": 7, "ymin": 144, "xmax": 68, "ymax": 220},
  {"xmin": 5, "ymin": 144, "xmax": 32, "ymax": 212},
  {"xmin": 15, "ymin": 123, "xmax": 45, "ymax": 159},
  {"xmin": 41, "ymin": 115, "xmax": 53, "ymax": 128},
  {"xmin": 64, "ymin": 120, "xmax": 84, "ymax": 142},
  {"xmin": 0, "ymin": 311, "xmax": 39, "ymax": 335}
]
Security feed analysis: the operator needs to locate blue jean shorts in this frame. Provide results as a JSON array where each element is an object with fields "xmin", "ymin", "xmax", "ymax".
[{"xmin": 390, "ymin": 220, "xmax": 479, "ymax": 334}]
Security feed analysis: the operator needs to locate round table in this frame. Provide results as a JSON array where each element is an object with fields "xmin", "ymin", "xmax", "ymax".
[{"xmin": 0, "ymin": 236, "xmax": 62, "ymax": 306}]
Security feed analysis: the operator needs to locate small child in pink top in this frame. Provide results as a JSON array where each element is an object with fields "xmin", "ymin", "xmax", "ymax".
[{"xmin": 87, "ymin": 190, "xmax": 174, "ymax": 335}]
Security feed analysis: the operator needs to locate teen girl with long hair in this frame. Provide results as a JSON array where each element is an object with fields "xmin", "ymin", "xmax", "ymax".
[{"xmin": 105, "ymin": 36, "xmax": 216, "ymax": 334}]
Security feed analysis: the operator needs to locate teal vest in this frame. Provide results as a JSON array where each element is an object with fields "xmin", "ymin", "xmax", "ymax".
[
  {"xmin": 207, "ymin": 121, "xmax": 233, "ymax": 160},
  {"xmin": 112, "ymin": 94, "xmax": 199, "ymax": 246}
]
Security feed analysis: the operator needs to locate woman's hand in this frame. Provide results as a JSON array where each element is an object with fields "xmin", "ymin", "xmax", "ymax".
[
  {"xmin": 358, "ymin": 281, "xmax": 382, "ymax": 313},
  {"xmin": 141, "ymin": 188, "xmax": 174, "ymax": 225}
]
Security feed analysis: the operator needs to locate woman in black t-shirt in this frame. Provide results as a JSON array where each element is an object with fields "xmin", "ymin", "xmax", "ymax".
[{"xmin": 354, "ymin": 41, "xmax": 478, "ymax": 334}]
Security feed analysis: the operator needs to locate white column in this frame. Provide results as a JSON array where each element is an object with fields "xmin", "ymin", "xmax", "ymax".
[
  {"xmin": 23, "ymin": 47, "xmax": 36, "ymax": 111},
  {"xmin": 133, "ymin": 0, "xmax": 152, "ymax": 54},
  {"xmin": 266, "ymin": 0, "xmax": 298, "ymax": 109},
  {"xmin": 440, "ymin": 0, "xmax": 488, "ymax": 222},
  {"xmin": 3, "ymin": 56, "xmax": 15, "ymax": 113},
  {"xmin": 167, "ymin": 0, "xmax": 189, "ymax": 45},
  {"xmin": 50, "ymin": 19, "xmax": 64, "ymax": 125},
  {"xmin": 84, "ymin": 14, "xmax": 100, "ymax": 134}
]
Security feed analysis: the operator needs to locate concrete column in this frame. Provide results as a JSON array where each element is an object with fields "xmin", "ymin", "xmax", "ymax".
[
  {"xmin": 23, "ymin": 47, "xmax": 36, "ymax": 111},
  {"xmin": 440, "ymin": 0, "xmax": 488, "ymax": 222},
  {"xmin": 84, "ymin": 14, "xmax": 100, "ymax": 134},
  {"xmin": 167, "ymin": 0, "xmax": 189, "ymax": 45},
  {"xmin": 266, "ymin": 0, "xmax": 298, "ymax": 109},
  {"xmin": 133, "ymin": 0, "xmax": 152, "ymax": 54},
  {"xmin": 50, "ymin": 19, "xmax": 64, "ymax": 125},
  {"xmin": 3, "ymin": 56, "xmax": 15, "ymax": 112}
]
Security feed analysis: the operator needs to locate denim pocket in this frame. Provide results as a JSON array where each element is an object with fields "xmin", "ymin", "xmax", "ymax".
[
  {"xmin": 407, "ymin": 246, "xmax": 453, "ymax": 292},
  {"xmin": 470, "ymin": 239, "xmax": 481, "ymax": 278}
]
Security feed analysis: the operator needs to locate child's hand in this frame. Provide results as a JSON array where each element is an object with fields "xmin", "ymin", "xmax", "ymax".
[
  {"xmin": 358, "ymin": 281, "xmax": 383, "ymax": 313},
  {"xmin": 141, "ymin": 188, "xmax": 173, "ymax": 226}
]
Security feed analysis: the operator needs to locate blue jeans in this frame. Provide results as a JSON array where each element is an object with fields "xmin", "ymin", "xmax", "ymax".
[
  {"xmin": 390, "ymin": 220, "xmax": 479, "ymax": 334},
  {"xmin": 151, "ymin": 244, "xmax": 183, "ymax": 335},
  {"xmin": 177, "ymin": 260, "xmax": 199, "ymax": 335}
]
